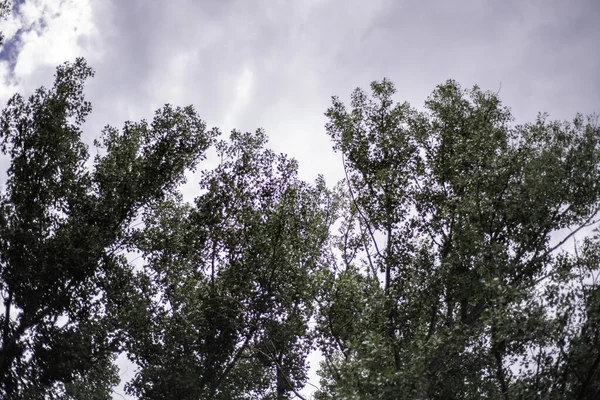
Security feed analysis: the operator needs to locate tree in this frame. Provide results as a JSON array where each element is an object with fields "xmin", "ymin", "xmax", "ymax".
[
  {"xmin": 0, "ymin": 58, "xmax": 216, "ymax": 399},
  {"xmin": 316, "ymin": 79, "xmax": 600, "ymax": 399},
  {"xmin": 121, "ymin": 129, "xmax": 337, "ymax": 399}
]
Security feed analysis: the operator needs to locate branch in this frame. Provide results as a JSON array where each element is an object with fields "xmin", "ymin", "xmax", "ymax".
[
  {"xmin": 256, "ymin": 344, "xmax": 308, "ymax": 400},
  {"xmin": 410, "ymin": 175, "xmax": 442, "ymax": 248},
  {"xmin": 215, "ymin": 330, "xmax": 255, "ymax": 390},
  {"xmin": 546, "ymin": 208, "xmax": 599, "ymax": 256},
  {"xmin": 522, "ymin": 208, "xmax": 600, "ymax": 289},
  {"xmin": 324, "ymin": 354, "xmax": 342, "ymax": 382},
  {"xmin": 342, "ymin": 155, "xmax": 382, "ymax": 261},
  {"xmin": 356, "ymin": 218, "xmax": 378, "ymax": 280},
  {"xmin": 492, "ymin": 337, "xmax": 509, "ymax": 400},
  {"xmin": 1, "ymin": 290, "xmax": 11, "ymax": 348},
  {"xmin": 327, "ymin": 311, "xmax": 349, "ymax": 360},
  {"xmin": 0, "ymin": 311, "xmax": 31, "ymax": 377}
]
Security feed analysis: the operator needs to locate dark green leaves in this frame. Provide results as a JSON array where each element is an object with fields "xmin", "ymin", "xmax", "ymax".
[
  {"xmin": 318, "ymin": 79, "xmax": 600, "ymax": 399},
  {"xmin": 0, "ymin": 59, "xmax": 216, "ymax": 399},
  {"xmin": 123, "ymin": 129, "xmax": 335, "ymax": 399}
]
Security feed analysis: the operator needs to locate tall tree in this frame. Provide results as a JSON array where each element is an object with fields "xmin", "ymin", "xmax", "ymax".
[
  {"xmin": 122, "ymin": 129, "xmax": 337, "ymax": 399},
  {"xmin": 316, "ymin": 79, "xmax": 600, "ymax": 399},
  {"xmin": 0, "ymin": 58, "xmax": 216, "ymax": 399}
]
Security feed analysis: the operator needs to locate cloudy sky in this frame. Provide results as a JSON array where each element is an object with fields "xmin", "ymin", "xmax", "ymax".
[{"xmin": 0, "ymin": 0, "xmax": 599, "ymax": 397}]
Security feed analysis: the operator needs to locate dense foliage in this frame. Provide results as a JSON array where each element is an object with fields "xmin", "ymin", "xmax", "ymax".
[
  {"xmin": 0, "ymin": 58, "xmax": 216, "ymax": 399},
  {"xmin": 122, "ymin": 130, "xmax": 335, "ymax": 399},
  {"xmin": 316, "ymin": 79, "xmax": 600, "ymax": 400},
  {"xmin": 0, "ymin": 30, "xmax": 598, "ymax": 400}
]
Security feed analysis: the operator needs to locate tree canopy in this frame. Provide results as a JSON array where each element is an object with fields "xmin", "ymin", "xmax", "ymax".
[
  {"xmin": 0, "ymin": 58, "xmax": 599, "ymax": 399},
  {"xmin": 316, "ymin": 79, "xmax": 600, "ymax": 400}
]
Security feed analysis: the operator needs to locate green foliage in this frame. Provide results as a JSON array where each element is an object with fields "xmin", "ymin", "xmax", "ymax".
[
  {"xmin": 122, "ymin": 130, "xmax": 336, "ymax": 399},
  {"xmin": 316, "ymin": 78, "xmax": 600, "ymax": 399},
  {"xmin": 0, "ymin": 59, "xmax": 215, "ymax": 399}
]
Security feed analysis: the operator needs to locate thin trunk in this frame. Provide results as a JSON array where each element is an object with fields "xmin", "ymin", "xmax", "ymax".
[
  {"xmin": 1, "ymin": 290, "xmax": 12, "ymax": 350},
  {"xmin": 440, "ymin": 233, "xmax": 455, "ymax": 328},
  {"xmin": 384, "ymin": 221, "xmax": 392, "ymax": 291},
  {"xmin": 494, "ymin": 347, "xmax": 509, "ymax": 400},
  {"xmin": 492, "ymin": 323, "xmax": 509, "ymax": 400},
  {"xmin": 276, "ymin": 352, "xmax": 287, "ymax": 400},
  {"xmin": 384, "ymin": 186, "xmax": 401, "ymax": 371},
  {"xmin": 425, "ymin": 300, "xmax": 438, "ymax": 341},
  {"xmin": 0, "ymin": 313, "xmax": 30, "ymax": 387},
  {"xmin": 445, "ymin": 296, "xmax": 454, "ymax": 328},
  {"xmin": 0, "ymin": 290, "xmax": 13, "ymax": 391}
]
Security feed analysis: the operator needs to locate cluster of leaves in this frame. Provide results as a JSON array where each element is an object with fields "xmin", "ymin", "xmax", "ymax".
[
  {"xmin": 0, "ymin": 30, "xmax": 598, "ymax": 399},
  {"xmin": 122, "ymin": 129, "xmax": 336, "ymax": 399},
  {"xmin": 0, "ymin": 59, "xmax": 215, "ymax": 399},
  {"xmin": 316, "ymin": 79, "xmax": 600, "ymax": 399}
]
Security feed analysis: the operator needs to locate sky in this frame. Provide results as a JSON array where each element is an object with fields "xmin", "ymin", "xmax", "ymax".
[{"xmin": 0, "ymin": 0, "xmax": 599, "ymax": 398}]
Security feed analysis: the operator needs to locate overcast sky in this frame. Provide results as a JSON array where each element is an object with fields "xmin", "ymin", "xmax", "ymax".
[{"xmin": 1, "ymin": 0, "xmax": 599, "ymax": 398}]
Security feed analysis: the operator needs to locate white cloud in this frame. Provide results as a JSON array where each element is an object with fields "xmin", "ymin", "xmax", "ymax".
[
  {"xmin": 0, "ymin": 0, "xmax": 98, "ymax": 104},
  {"xmin": 224, "ymin": 65, "xmax": 254, "ymax": 131}
]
